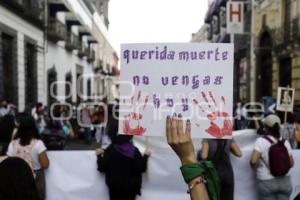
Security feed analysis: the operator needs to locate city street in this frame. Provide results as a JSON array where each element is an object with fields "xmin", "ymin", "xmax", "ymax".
[{"xmin": 0, "ymin": 0, "xmax": 300, "ymax": 200}]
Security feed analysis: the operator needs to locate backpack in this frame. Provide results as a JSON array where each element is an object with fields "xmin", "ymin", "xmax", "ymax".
[{"xmin": 263, "ymin": 135, "xmax": 291, "ymax": 177}]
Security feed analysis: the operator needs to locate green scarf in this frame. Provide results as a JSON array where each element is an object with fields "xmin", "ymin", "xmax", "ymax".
[{"xmin": 180, "ymin": 161, "xmax": 220, "ymax": 200}]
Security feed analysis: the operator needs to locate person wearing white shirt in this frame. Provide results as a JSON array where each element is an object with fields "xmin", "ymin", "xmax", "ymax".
[
  {"xmin": 250, "ymin": 114, "xmax": 294, "ymax": 200},
  {"xmin": 6, "ymin": 114, "xmax": 49, "ymax": 200}
]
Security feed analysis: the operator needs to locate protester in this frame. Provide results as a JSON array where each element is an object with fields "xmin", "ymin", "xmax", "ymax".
[
  {"xmin": 0, "ymin": 99, "xmax": 10, "ymax": 118},
  {"xmin": 96, "ymin": 116, "xmax": 150, "ymax": 200},
  {"xmin": 295, "ymin": 118, "xmax": 300, "ymax": 149},
  {"xmin": 200, "ymin": 139, "xmax": 242, "ymax": 200},
  {"xmin": 281, "ymin": 113, "xmax": 298, "ymax": 149},
  {"xmin": 81, "ymin": 104, "xmax": 92, "ymax": 144},
  {"xmin": 250, "ymin": 114, "xmax": 294, "ymax": 200},
  {"xmin": 0, "ymin": 157, "xmax": 40, "ymax": 200},
  {"xmin": 94, "ymin": 105, "xmax": 110, "ymax": 148},
  {"xmin": 235, "ymin": 101, "xmax": 245, "ymax": 130},
  {"xmin": 32, "ymin": 103, "xmax": 43, "ymax": 120},
  {"xmin": 6, "ymin": 114, "xmax": 49, "ymax": 200},
  {"xmin": 32, "ymin": 103, "xmax": 47, "ymax": 134},
  {"xmin": 0, "ymin": 113, "xmax": 16, "ymax": 155},
  {"xmin": 61, "ymin": 107, "xmax": 75, "ymax": 139},
  {"xmin": 166, "ymin": 114, "xmax": 218, "ymax": 200}
]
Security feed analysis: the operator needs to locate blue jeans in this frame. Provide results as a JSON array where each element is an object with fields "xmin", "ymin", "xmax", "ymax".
[{"xmin": 257, "ymin": 176, "xmax": 292, "ymax": 200}]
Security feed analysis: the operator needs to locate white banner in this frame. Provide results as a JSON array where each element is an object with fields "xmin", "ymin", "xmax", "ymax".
[{"xmin": 45, "ymin": 131, "xmax": 300, "ymax": 200}]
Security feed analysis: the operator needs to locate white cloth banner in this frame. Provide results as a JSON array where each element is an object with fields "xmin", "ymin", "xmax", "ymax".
[{"xmin": 45, "ymin": 130, "xmax": 300, "ymax": 200}]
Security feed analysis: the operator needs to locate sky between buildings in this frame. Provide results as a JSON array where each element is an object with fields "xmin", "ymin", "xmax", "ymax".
[{"xmin": 109, "ymin": 0, "xmax": 209, "ymax": 53}]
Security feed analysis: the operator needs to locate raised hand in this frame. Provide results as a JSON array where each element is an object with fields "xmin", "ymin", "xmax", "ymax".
[
  {"xmin": 166, "ymin": 114, "xmax": 197, "ymax": 165},
  {"xmin": 96, "ymin": 148, "xmax": 105, "ymax": 156}
]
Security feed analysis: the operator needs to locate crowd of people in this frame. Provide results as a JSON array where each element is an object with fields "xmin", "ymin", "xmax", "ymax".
[
  {"xmin": 0, "ymin": 97, "xmax": 300, "ymax": 200},
  {"xmin": 234, "ymin": 100, "xmax": 300, "ymax": 150}
]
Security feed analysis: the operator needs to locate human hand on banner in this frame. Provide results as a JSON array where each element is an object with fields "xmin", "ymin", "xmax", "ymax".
[
  {"xmin": 96, "ymin": 148, "xmax": 105, "ymax": 156},
  {"xmin": 166, "ymin": 114, "xmax": 197, "ymax": 165},
  {"xmin": 122, "ymin": 91, "xmax": 149, "ymax": 136},
  {"xmin": 144, "ymin": 147, "xmax": 151, "ymax": 156},
  {"xmin": 193, "ymin": 91, "xmax": 232, "ymax": 138}
]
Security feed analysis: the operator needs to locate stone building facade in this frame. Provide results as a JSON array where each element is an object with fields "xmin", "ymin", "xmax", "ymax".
[{"xmin": 253, "ymin": 0, "xmax": 300, "ymax": 107}]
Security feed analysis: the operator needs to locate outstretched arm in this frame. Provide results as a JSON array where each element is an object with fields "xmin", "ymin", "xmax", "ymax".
[
  {"xmin": 249, "ymin": 150, "xmax": 261, "ymax": 169},
  {"xmin": 201, "ymin": 141, "xmax": 209, "ymax": 160},
  {"xmin": 230, "ymin": 142, "xmax": 242, "ymax": 157},
  {"xmin": 166, "ymin": 115, "xmax": 209, "ymax": 200}
]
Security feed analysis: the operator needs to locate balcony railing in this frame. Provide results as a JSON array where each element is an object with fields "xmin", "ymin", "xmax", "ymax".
[
  {"xmin": 87, "ymin": 49, "xmax": 95, "ymax": 63},
  {"xmin": 47, "ymin": 18, "xmax": 67, "ymax": 42},
  {"xmin": 65, "ymin": 32, "xmax": 79, "ymax": 51},
  {"xmin": 78, "ymin": 43, "xmax": 88, "ymax": 58},
  {"xmin": 0, "ymin": 0, "xmax": 44, "ymax": 27},
  {"xmin": 48, "ymin": 18, "xmax": 66, "ymax": 42}
]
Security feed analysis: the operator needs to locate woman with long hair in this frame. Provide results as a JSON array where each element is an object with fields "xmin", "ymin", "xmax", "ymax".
[
  {"xmin": 250, "ymin": 114, "xmax": 294, "ymax": 200},
  {"xmin": 6, "ymin": 113, "xmax": 49, "ymax": 200}
]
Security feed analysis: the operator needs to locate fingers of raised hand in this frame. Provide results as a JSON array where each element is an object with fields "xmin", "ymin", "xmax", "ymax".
[
  {"xmin": 166, "ymin": 116, "xmax": 172, "ymax": 143},
  {"xmin": 171, "ymin": 114, "xmax": 179, "ymax": 143},
  {"xmin": 96, "ymin": 148, "xmax": 104, "ymax": 156},
  {"xmin": 166, "ymin": 114, "xmax": 192, "ymax": 145},
  {"xmin": 185, "ymin": 119, "xmax": 191, "ymax": 139},
  {"xmin": 177, "ymin": 113, "xmax": 184, "ymax": 136}
]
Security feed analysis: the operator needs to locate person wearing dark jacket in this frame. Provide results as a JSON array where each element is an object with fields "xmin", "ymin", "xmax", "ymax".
[
  {"xmin": 97, "ymin": 135, "xmax": 150, "ymax": 200},
  {"xmin": 96, "ymin": 117, "xmax": 150, "ymax": 200}
]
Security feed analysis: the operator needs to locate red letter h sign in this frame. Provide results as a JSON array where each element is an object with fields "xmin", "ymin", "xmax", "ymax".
[{"xmin": 229, "ymin": 3, "xmax": 242, "ymax": 22}]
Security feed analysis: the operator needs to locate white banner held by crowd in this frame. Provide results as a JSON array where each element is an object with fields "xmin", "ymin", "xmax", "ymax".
[
  {"xmin": 45, "ymin": 150, "xmax": 300, "ymax": 200},
  {"xmin": 119, "ymin": 43, "xmax": 234, "ymax": 138}
]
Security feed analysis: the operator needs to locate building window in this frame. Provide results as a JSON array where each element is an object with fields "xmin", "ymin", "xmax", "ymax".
[
  {"xmin": 279, "ymin": 58, "xmax": 292, "ymax": 87},
  {"xmin": 207, "ymin": 24, "xmax": 213, "ymax": 40},
  {"xmin": 65, "ymin": 72, "xmax": 72, "ymax": 103},
  {"xmin": 220, "ymin": 7, "xmax": 226, "ymax": 28},
  {"xmin": 87, "ymin": 78, "xmax": 91, "ymax": 99},
  {"xmin": 25, "ymin": 42, "xmax": 37, "ymax": 108},
  {"xmin": 76, "ymin": 72, "xmax": 83, "ymax": 103},
  {"xmin": 0, "ymin": 33, "xmax": 18, "ymax": 105},
  {"xmin": 212, "ymin": 15, "xmax": 220, "ymax": 35},
  {"xmin": 47, "ymin": 66, "xmax": 57, "ymax": 105}
]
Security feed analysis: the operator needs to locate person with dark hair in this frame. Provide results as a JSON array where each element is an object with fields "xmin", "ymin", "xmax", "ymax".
[
  {"xmin": 96, "ymin": 117, "xmax": 150, "ymax": 200},
  {"xmin": 6, "ymin": 114, "xmax": 49, "ymax": 200},
  {"xmin": 0, "ymin": 99, "xmax": 10, "ymax": 118},
  {"xmin": 0, "ymin": 157, "xmax": 40, "ymax": 200},
  {"xmin": 81, "ymin": 104, "xmax": 92, "ymax": 144},
  {"xmin": 0, "ymin": 114, "xmax": 16, "ymax": 155},
  {"xmin": 200, "ymin": 139, "xmax": 242, "ymax": 200},
  {"xmin": 250, "ymin": 114, "xmax": 294, "ymax": 200}
]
